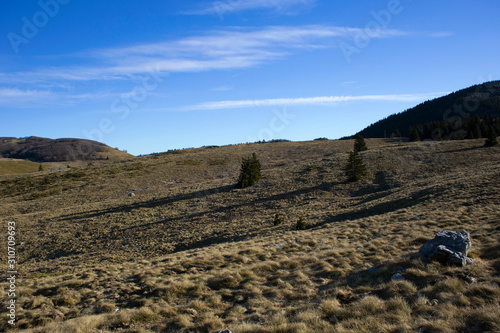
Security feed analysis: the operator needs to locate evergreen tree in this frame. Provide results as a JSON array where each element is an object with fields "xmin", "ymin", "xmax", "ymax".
[
  {"xmin": 484, "ymin": 127, "xmax": 499, "ymax": 147},
  {"xmin": 345, "ymin": 150, "xmax": 367, "ymax": 182},
  {"xmin": 354, "ymin": 134, "xmax": 368, "ymax": 152},
  {"xmin": 473, "ymin": 124, "xmax": 482, "ymax": 139},
  {"xmin": 480, "ymin": 122, "xmax": 489, "ymax": 138},
  {"xmin": 237, "ymin": 153, "xmax": 262, "ymax": 188},
  {"xmin": 273, "ymin": 214, "xmax": 282, "ymax": 226},
  {"xmin": 296, "ymin": 216, "xmax": 307, "ymax": 230},
  {"xmin": 409, "ymin": 127, "xmax": 421, "ymax": 142},
  {"xmin": 38, "ymin": 164, "xmax": 43, "ymax": 172},
  {"xmin": 393, "ymin": 129, "xmax": 402, "ymax": 138}
]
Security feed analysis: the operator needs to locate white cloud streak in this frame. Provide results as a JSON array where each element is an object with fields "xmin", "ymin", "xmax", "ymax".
[
  {"xmin": 183, "ymin": 0, "xmax": 316, "ymax": 16},
  {"xmin": 0, "ymin": 88, "xmax": 55, "ymax": 107},
  {"xmin": 0, "ymin": 25, "xmax": 409, "ymax": 84},
  {"xmin": 175, "ymin": 93, "xmax": 449, "ymax": 111},
  {"xmin": 0, "ymin": 88, "xmax": 51, "ymax": 98}
]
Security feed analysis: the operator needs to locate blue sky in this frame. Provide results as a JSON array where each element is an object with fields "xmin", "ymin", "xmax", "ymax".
[{"xmin": 0, "ymin": 0, "xmax": 499, "ymax": 155}]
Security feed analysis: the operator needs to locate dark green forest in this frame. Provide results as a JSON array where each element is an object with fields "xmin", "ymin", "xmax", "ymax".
[{"xmin": 356, "ymin": 80, "xmax": 500, "ymax": 140}]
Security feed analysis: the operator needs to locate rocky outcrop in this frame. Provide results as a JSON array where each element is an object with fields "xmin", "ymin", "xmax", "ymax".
[{"xmin": 418, "ymin": 230, "xmax": 473, "ymax": 266}]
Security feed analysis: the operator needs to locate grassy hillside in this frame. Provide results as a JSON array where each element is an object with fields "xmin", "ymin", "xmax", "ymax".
[
  {"xmin": 357, "ymin": 80, "xmax": 500, "ymax": 138},
  {"xmin": 0, "ymin": 139, "xmax": 499, "ymax": 332},
  {"xmin": 0, "ymin": 136, "xmax": 133, "ymax": 163},
  {"xmin": 0, "ymin": 159, "xmax": 43, "ymax": 175},
  {"xmin": 0, "ymin": 159, "xmax": 96, "ymax": 176}
]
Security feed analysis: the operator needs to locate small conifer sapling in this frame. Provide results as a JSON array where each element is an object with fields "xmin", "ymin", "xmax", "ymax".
[
  {"xmin": 345, "ymin": 150, "xmax": 367, "ymax": 182},
  {"xmin": 296, "ymin": 216, "xmax": 307, "ymax": 230},
  {"xmin": 237, "ymin": 153, "xmax": 262, "ymax": 188},
  {"xmin": 354, "ymin": 134, "xmax": 368, "ymax": 152},
  {"xmin": 274, "ymin": 214, "xmax": 282, "ymax": 226}
]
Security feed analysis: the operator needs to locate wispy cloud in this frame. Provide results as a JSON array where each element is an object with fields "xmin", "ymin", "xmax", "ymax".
[
  {"xmin": 183, "ymin": 0, "xmax": 316, "ymax": 16},
  {"xmin": 428, "ymin": 31, "xmax": 454, "ymax": 38},
  {"xmin": 0, "ymin": 88, "xmax": 139, "ymax": 108},
  {"xmin": 174, "ymin": 93, "xmax": 448, "ymax": 111},
  {"xmin": 0, "ymin": 25, "xmax": 409, "ymax": 85},
  {"xmin": 0, "ymin": 88, "xmax": 51, "ymax": 98},
  {"xmin": 0, "ymin": 88, "xmax": 54, "ymax": 106}
]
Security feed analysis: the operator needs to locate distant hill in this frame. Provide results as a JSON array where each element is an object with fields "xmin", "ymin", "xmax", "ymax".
[
  {"xmin": 0, "ymin": 136, "xmax": 132, "ymax": 162},
  {"xmin": 357, "ymin": 80, "xmax": 500, "ymax": 138}
]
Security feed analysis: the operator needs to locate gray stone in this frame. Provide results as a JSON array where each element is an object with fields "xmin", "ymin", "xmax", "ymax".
[
  {"xmin": 419, "ymin": 230, "xmax": 473, "ymax": 266},
  {"xmin": 391, "ymin": 273, "xmax": 404, "ymax": 281},
  {"xmin": 419, "ymin": 230, "xmax": 471, "ymax": 258},
  {"xmin": 431, "ymin": 245, "xmax": 473, "ymax": 266}
]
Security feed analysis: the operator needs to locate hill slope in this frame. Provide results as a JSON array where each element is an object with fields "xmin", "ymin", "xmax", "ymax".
[
  {"xmin": 0, "ymin": 136, "xmax": 132, "ymax": 162},
  {"xmin": 357, "ymin": 80, "xmax": 500, "ymax": 138},
  {"xmin": 0, "ymin": 139, "xmax": 499, "ymax": 332}
]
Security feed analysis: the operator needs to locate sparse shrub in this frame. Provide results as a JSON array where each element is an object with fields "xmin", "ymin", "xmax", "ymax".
[
  {"xmin": 354, "ymin": 134, "xmax": 368, "ymax": 152},
  {"xmin": 344, "ymin": 150, "xmax": 367, "ymax": 182},
  {"xmin": 273, "ymin": 213, "xmax": 282, "ymax": 226},
  {"xmin": 237, "ymin": 152, "xmax": 262, "ymax": 188},
  {"xmin": 296, "ymin": 216, "xmax": 307, "ymax": 230}
]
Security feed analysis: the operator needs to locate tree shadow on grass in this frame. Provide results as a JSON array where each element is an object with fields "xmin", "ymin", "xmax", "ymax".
[
  {"xmin": 58, "ymin": 184, "xmax": 237, "ymax": 221},
  {"xmin": 316, "ymin": 187, "xmax": 434, "ymax": 228}
]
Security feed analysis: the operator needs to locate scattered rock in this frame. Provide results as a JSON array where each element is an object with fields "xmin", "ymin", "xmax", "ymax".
[
  {"xmin": 215, "ymin": 331, "xmax": 232, "ymax": 333},
  {"xmin": 431, "ymin": 245, "xmax": 473, "ymax": 266},
  {"xmin": 391, "ymin": 273, "xmax": 405, "ymax": 281},
  {"xmin": 418, "ymin": 230, "xmax": 473, "ymax": 266},
  {"xmin": 128, "ymin": 192, "xmax": 135, "ymax": 197}
]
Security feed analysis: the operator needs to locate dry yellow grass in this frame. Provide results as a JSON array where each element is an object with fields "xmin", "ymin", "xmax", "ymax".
[{"xmin": 0, "ymin": 138, "xmax": 499, "ymax": 332}]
